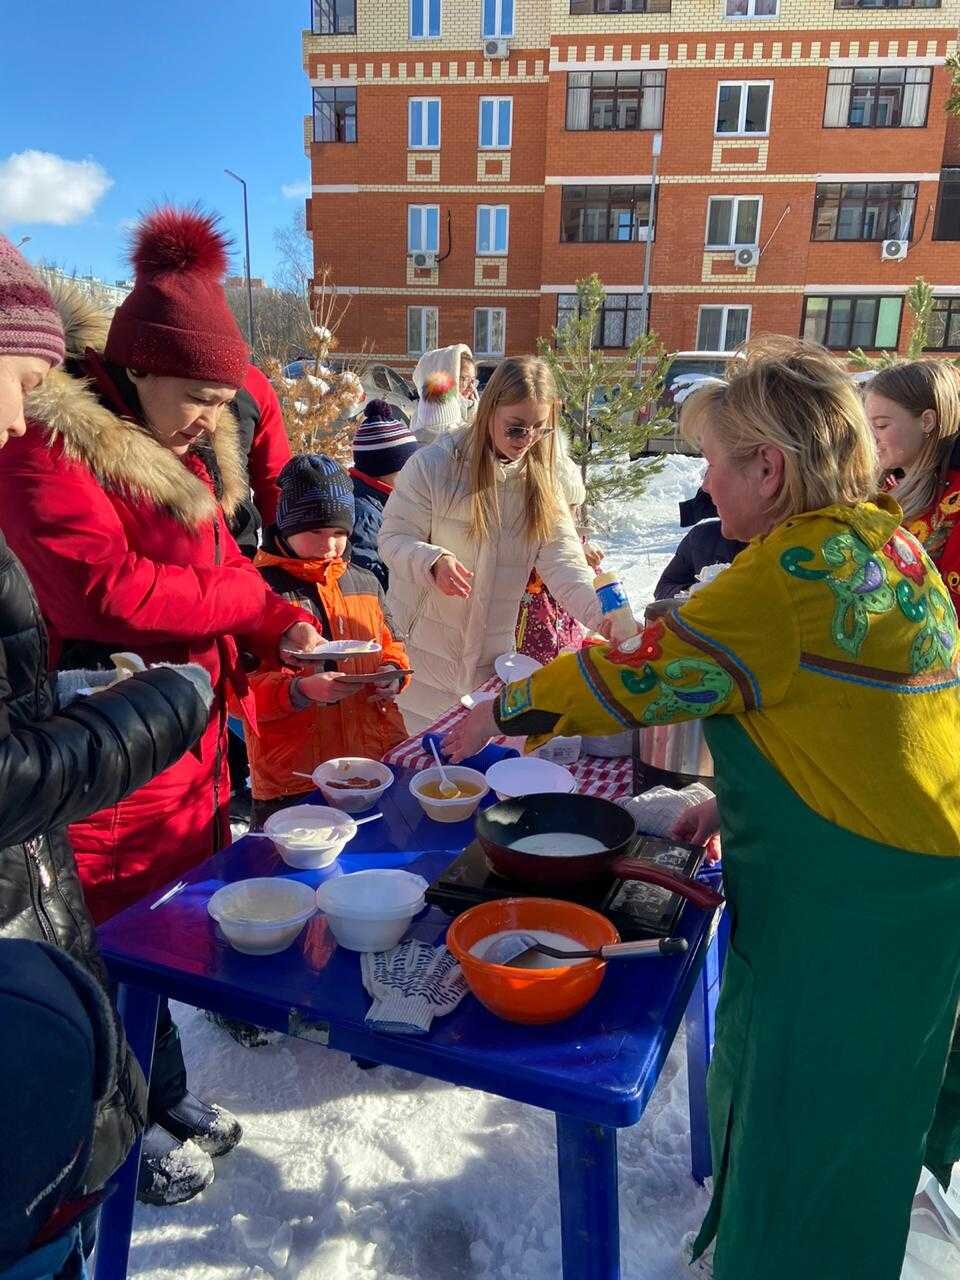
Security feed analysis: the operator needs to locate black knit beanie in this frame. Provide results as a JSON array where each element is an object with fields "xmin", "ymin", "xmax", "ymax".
[{"xmin": 276, "ymin": 454, "xmax": 356, "ymax": 536}]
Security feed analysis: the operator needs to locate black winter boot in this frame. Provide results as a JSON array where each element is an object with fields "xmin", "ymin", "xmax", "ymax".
[
  {"xmin": 155, "ymin": 1090, "xmax": 243, "ymax": 1157},
  {"xmin": 136, "ymin": 1123, "xmax": 215, "ymax": 1206}
]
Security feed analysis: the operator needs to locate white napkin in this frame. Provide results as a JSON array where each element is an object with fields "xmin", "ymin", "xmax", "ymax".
[{"xmin": 621, "ymin": 783, "xmax": 715, "ymax": 838}]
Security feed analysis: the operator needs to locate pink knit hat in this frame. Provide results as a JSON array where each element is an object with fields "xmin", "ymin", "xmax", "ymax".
[{"xmin": 0, "ymin": 235, "xmax": 65, "ymax": 367}]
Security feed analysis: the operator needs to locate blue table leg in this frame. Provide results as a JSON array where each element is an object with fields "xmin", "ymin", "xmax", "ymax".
[
  {"xmin": 685, "ymin": 924, "xmax": 725, "ymax": 1185},
  {"xmin": 556, "ymin": 1113, "xmax": 620, "ymax": 1280},
  {"xmin": 94, "ymin": 984, "xmax": 160, "ymax": 1280}
]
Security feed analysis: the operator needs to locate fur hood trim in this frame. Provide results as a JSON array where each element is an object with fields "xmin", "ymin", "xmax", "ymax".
[
  {"xmin": 44, "ymin": 275, "xmax": 113, "ymax": 357},
  {"xmin": 25, "ymin": 367, "xmax": 247, "ymax": 528}
]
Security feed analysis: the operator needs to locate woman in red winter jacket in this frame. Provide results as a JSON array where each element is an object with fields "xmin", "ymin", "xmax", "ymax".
[{"xmin": 0, "ymin": 208, "xmax": 322, "ymax": 1206}]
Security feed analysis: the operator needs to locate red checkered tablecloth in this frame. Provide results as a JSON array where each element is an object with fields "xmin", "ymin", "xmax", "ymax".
[{"xmin": 383, "ymin": 677, "xmax": 635, "ymax": 801}]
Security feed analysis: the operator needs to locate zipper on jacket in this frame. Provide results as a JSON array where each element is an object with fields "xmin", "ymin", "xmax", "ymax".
[
  {"xmin": 401, "ymin": 587, "xmax": 429, "ymax": 644},
  {"xmin": 24, "ymin": 840, "xmax": 56, "ymax": 942}
]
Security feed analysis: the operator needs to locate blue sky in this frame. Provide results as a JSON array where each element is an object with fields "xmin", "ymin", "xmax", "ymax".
[{"xmin": 1, "ymin": 1, "xmax": 311, "ymax": 285}]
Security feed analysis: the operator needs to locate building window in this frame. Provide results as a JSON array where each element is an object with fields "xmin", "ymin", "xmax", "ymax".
[
  {"xmin": 835, "ymin": 0, "xmax": 940, "ymax": 9},
  {"xmin": 311, "ymin": 0, "xmax": 356, "ymax": 35},
  {"xmin": 313, "ymin": 87, "xmax": 357, "ymax": 143},
  {"xmin": 812, "ymin": 182, "xmax": 917, "ymax": 242},
  {"xmin": 408, "ymin": 205, "xmax": 440, "ymax": 253},
  {"xmin": 801, "ymin": 295, "xmax": 902, "ymax": 350},
  {"xmin": 823, "ymin": 67, "xmax": 931, "ymax": 128},
  {"xmin": 934, "ymin": 170, "xmax": 960, "ymax": 241},
  {"xmin": 725, "ymin": 0, "xmax": 778, "ymax": 13},
  {"xmin": 410, "ymin": 0, "xmax": 440, "ymax": 37},
  {"xmin": 566, "ymin": 71, "xmax": 666, "ymax": 131},
  {"xmin": 697, "ymin": 306, "xmax": 750, "ymax": 352},
  {"xmin": 706, "ymin": 196, "xmax": 761, "ymax": 248},
  {"xmin": 479, "ymin": 97, "xmax": 513, "ymax": 148},
  {"xmin": 557, "ymin": 292, "xmax": 645, "ymax": 348},
  {"xmin": 477, "ymin": 205, "xmax": 510, "ymax": 255},
  {"xmin": 408, "ymin": 307, "xmax": 439, "ymax": 356},
  {"xmin": 715, "ymin": 81, "xmax": 771, "ymax": 135},
  {"xmin": 926, "ymin": 298, "xmax": 960, "ymax": 350},
  {"xmin": 408, "ymin": 98, "xmax": 441, "ymax": 148},
  {"xmin": 569, "ymin": 0, "xmax": 671, "ymax": 12},
  {"xmin": 482, "ymin": 0, "xmax": 514, "ymax": 37},
  {"xmin": 561, "ymin": 185, "xmax": 653, "ymax": 242},
  {"xmin": 475, "ymin": 308, "xmax": 506, "ymax": 357}
]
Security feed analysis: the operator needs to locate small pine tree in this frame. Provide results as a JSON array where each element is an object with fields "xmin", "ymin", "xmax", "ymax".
[
  {"xmin": 261, "ymin": 264, "xmax": 368, "ymax": 463},
  {"xmin": 536, "ymin": 274, "xmax": 670, "ymax": 521}
]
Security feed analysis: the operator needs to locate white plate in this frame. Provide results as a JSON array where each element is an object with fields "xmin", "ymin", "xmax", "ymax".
[
  {"xmin": 283, "ymin": 639, "xmax": 382, "ymax": 661},
  {"xmin": 485, "ymin": 757, "xmax": 577, "ymax": 799},
  {"xmin": 494, "ymin": 652, "xmax": 543, "ymax": 683}
]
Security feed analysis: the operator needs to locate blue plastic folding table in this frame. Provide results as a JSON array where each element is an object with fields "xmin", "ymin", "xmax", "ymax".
[{"xmin": 93, "ymin": 775, "xmax": 723, "ymax": 1280}]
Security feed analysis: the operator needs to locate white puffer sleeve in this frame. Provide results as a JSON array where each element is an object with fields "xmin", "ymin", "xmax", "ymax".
[
  {"xmin": 534, "ymin": 508, "xmax": 603, "ymax": 632},
  {"xmin": 379, "ymin": 450, "xmax": 449, "ymax": 588}
]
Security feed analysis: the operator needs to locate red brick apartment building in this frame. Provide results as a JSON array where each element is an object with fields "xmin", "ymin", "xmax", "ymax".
[{"xmin": 303, "ymin": 0, "xmax": 960, "ymax": 371}]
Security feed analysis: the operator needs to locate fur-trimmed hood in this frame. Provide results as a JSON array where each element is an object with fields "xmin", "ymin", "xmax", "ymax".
[{"xmin": 24, "ymin": 356, "xmax": 247, "ymax": 532}]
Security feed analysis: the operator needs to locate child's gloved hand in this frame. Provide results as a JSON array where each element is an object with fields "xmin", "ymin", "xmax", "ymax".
[{"xmin": 292, "ymin": 671, "xmax": 355, "ymax": 706}]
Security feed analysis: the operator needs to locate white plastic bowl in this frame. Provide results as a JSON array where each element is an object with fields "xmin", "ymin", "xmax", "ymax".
[
  {"xmin": 208, "ymin": 878, "xmax": 317, "ymax": 955},
  {"xmin": 311, "ymin": 757, "xmax": 394, "ymax": 815},
  {"xmin": 494, "ymin": 652, "xmax": 543, "ymax": 684},
  {"xmin": 315, "ymin": 869, "xmax": 429, "ymax": 952},
  {"xmin": 262, "ymin": 804, "xmax": 358, "ymax": 869},
  {"xmin": 485, "ymin": 757, "xmax": 578, "ymax": 802},
  {"xmin": 409, "ymin": 766, "xmax": 490, "ymax": 824}
]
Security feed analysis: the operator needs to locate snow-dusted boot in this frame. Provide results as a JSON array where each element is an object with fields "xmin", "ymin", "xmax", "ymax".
[
  {"xmin": 155, "ymin": 1090, "xmax": 243, "ymax": 1158},
  {"xmin": 206, "ymin": 1009, "xmax": 283, "ymax": 1049},
  {"xmin": 136, "ymin": 1124, "xmax": 214, "ymax": 1206}
]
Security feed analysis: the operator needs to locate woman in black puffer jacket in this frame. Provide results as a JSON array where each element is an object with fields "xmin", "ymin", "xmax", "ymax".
[{"xmin": 0, "ymin": 237, "xmax": 211, "ymax": 1207}]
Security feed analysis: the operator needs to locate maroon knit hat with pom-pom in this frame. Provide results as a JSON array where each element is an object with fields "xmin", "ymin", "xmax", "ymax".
[
  {"xmin": 105, "ymin": 207, "xmax": 249, "ymax": 387},
  {"xmin": 0, "ymin": 235, "xmax": 64, "ymax": 367}
]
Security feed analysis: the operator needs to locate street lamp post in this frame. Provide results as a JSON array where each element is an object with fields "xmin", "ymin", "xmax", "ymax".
[
  {"xmin": 224, "ymin": 169, "xmax": 255, "ymax": 348},
  {"xmin": 635, "ymin": 132, "xmax": 662, "ymax": 379}
]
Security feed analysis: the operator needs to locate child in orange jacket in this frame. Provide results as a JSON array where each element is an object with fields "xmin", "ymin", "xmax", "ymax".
[{"xmin": 242, "ymin": 455, "xmax": 410, "ymax": 827}]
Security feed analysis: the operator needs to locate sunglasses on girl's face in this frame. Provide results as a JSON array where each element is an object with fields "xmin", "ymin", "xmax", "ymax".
[{"xmin": 503, "ymin": 423, "xmax": 554, "ymax": 442}]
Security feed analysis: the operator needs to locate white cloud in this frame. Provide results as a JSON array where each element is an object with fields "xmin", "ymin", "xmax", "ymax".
[
  {"xmin": 0, "ymin": 150, "xmax": 113, "ymax": 226},
  {"xmin": 281, "ymin": 180, "xmax": 310, "ymax": 199}
]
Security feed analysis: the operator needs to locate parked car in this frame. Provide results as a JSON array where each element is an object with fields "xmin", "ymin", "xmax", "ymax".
[
  {"xmin": 283, "ymin": 359, "xmax": 418, "ymax": 424},
  {"xmin": 477, "ymin": 361, "xmax": 499, "ymax": 393},
  {"xmin": 638, "ymin": 351, "xmax": 735, "ymax": 455}
]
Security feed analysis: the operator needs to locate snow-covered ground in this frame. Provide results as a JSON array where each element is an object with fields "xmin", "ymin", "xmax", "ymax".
[{"xmin": 130, "ymin": 453, "xmax": 957, "ymax": 1279}]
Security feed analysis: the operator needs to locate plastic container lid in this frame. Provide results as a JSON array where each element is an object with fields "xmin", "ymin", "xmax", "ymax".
[
  {"xmin": 315, "ymin": 870, "xmax": 429, "ymax": 921},
  {"xmin": 263, "ymin": 805, "xmax": 355, "ymax": 846},
  {"xmin": 209, "ymin": 878, "xmax": 317, "ymax": 927}
]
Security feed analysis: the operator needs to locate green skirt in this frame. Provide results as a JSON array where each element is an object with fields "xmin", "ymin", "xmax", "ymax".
[{"xmin": 692, "ymin": 716, "xmax": 960, "ymax": 1280}]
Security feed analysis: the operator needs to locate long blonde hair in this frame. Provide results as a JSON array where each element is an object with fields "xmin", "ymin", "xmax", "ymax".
[
  {"xmin": 456, "ymin": 355, "xmax": 562, "ymax": 543},
  {"xmin": 867, "ymin": 361, "xmax": 960, "ymax": 519},
  {"xmin": 681, "ymin": 336, "xmax": 878, "ymax": 526}
]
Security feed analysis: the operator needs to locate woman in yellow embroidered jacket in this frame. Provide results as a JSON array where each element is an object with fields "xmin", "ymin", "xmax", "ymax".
[{"xmin": 447, "ymin": 339, "xmax": 960, "ymax": 1280}]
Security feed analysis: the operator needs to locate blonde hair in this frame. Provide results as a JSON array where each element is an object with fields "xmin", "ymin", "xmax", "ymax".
[
  {"xmin": 455, "ymin": 355, "xmax": 562, "ymax": 543},
  {"xmin": 680, "ymin": 336, "xmax": 879, "ymax": 527},
  {"xmin": 866, "ymin": 361, "xmax": 960, "ymax": 519}
]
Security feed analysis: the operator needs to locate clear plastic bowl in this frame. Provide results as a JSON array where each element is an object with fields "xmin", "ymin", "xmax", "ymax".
[
  {"xmin": 208, "ymin": 878, "xmax": 317, "ymax": 955},
  {"xmin": 262, "ymin": 804, "xmax": 358, "ymax": 869},
  {"xmin": 311, "ymin": 758, "xmax": 394, "ymax": 815},
  {"xmin": 315, "ymin": 869, "xmax": 429, "ymax": 952},
  {"xmin": 409, "ymin": 766, "xmax": 489, "ymax": 824}
]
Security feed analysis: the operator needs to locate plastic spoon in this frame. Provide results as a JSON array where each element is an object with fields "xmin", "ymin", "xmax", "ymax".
[
  {"xmin": 246, "ymin": 812, "xmax": 383, "ymax": 839},
  {"xmin": 483, "ymin": 933, "xmax": 687, "ymax": 968},
  {"xmin": 428, "ymin": 737, "xmax": 460, "ymax": 798}
]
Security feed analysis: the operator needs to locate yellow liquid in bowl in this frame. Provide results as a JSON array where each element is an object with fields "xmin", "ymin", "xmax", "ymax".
[{"xmin": 419, "ymin": 781, "xmax": 483, "ymax": 801}]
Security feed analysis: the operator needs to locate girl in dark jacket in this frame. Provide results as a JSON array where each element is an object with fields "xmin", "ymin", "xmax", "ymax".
[{"xmin": 0, "ymin": 236, "xmax": 213, "ymax": 1220}]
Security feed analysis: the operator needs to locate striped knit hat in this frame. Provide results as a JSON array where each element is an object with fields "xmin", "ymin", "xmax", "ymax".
[
  {"xmin": 277, "ymin": 454, "xmax": 356, "ymax": 537},
  {"xmin": 0, "ymin": 235, "xmax": 65, "ymax": 367},
  {"xmin": 352, "ymin": 400, "xmax": 419, "ymax": 478}
]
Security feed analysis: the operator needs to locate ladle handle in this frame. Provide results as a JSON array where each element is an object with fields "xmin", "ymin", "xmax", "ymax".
[
  {"xmin": 607, "ymin": 859, "xmax": 724, "ymax": 912},
  {"xmin": 599, "ymin": 937, "xmax": 688, "ymax": 959}
]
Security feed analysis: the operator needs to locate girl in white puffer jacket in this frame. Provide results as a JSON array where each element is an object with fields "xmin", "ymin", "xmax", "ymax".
[{"xmin": 380, "ymin": 355, "xmax": 603, "ymax": 732}]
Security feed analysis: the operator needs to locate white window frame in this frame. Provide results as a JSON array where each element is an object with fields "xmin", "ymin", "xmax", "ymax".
[
  {"xmin": 725, "ymin": 0, "xmax": 779, "ymax": 16},
  {"xmin": 408, "ymin": 97, "xmax": 441, "ymax": 149},
  {"xmin": 409, "ymin": 0, "xmax": 441, "ymax": 39},
  {"xmin": 476, "ymin": 204, "xmax": 510, "ymax": 255},
  {"xmin": 705, "ymin": 195, "xmax": 763, "ymax": 249},
  {"xmin": 715, "ymin": 80, "xmax": 773, "ymax": 137},
  {"xmin": 408, "ymin": 204, "xmax": 440, "ymax": 253},
  {"xmin": 482, "ymin": 0, "xmax": 514, "ymax": 38},
  {"xmin": 407, "ymin": 306, "xmax": 439, "ymax": 356},
  {"xmin": 696, "ymin": 304, "xmax": 752, "ymax": 352},
  {"xmin": 474, "ymin": 308, "xmax": 506, "ymax": 357},
  {"xmin": 478, "ymin": 96, "xmax": 513, "ymax": 150}
]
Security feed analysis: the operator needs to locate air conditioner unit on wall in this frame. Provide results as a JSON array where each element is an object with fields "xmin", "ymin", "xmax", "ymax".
[
  {"xmin": 483, "ymin": 38, "xmax": 510, "ymax": 59},
  {"xmin": 411, "ymin": 251, "xmax": 437, "ymax": 269},
  {"xmin": 735, "ymin": 247, "xmax": 760, "ymax": 268},
  {"xmin": 881, "ymin": 239, "xmax": 909, "ymax": 262}
]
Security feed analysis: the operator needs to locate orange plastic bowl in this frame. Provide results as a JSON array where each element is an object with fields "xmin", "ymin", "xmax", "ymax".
[{"xmin": 446, "ymin": 898, "xmax": 619, "ymax": 1025}]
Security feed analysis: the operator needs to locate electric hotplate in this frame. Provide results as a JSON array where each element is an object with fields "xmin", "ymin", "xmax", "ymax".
[{"xmin": 426, "ymin": 837, "xmax": 705, "ymax": 940}]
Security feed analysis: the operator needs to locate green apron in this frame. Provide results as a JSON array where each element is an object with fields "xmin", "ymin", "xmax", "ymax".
[{"xmin": 692, "ymin": 716, "xmax": 960, "ymax": 1280}]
